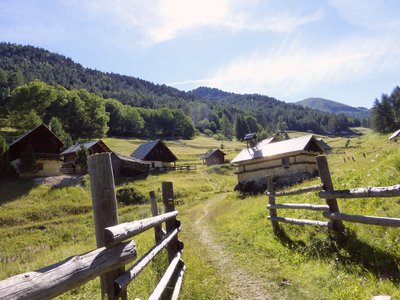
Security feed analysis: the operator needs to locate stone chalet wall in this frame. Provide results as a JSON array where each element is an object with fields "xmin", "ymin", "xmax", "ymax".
[{"xmin": 235, "ymin": 153, "xmax": 319, "ymax": 193}]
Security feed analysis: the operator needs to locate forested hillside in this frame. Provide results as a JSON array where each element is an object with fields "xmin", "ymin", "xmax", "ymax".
[
  {"xmin": 296, "ymin": 97, "xmax": 370, "ymax": 120},
  {"xmin": 0, "ymin": 42, "xmax": 363, "ymax": 141}
]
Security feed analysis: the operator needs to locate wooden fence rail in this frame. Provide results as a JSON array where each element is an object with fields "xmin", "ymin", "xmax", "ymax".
[
  {"xmin": 266, "ymin": 155, "xmax": 400, "ymax": 237},
  {"xmin": 319, "ymin": 184, "xmax": 400, "ymax": 199},
  {"xmin": 0, "ymin": 241, "xmax": 137, "ymax": 300},
  {"xmin": 0, "ymin": 153, "xmax": 185, "ymax": 300}
]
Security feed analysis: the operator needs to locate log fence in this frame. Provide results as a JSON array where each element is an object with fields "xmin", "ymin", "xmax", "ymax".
[
  {"xmin": 0, "ymin": 153, "xmax": 185, "ymax": 299},
  {"xmin": 267, "ymin": 155, "xmax": 400, "ymax": 236},
  {"xmin": 150, "ymin": 165, "xmax": 196, "ymax": 172}
]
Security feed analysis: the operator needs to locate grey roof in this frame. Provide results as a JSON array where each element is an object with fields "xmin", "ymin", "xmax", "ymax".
[
  {"xmin": 112, "ymin": 152, "xmax": 144, "ymax": 164},
  {"xmin": 231, "ymin": 135, "xmax": 322, "ymax": 164},
  {"xmin": 243, "ymin": 133, "xmax": 256, "ymax": 141},
  {"xmin": 389, "ymin": 129, "xmax": 400, "ymax": 140},
  {"xmin": 61, "ymin": 141, "xmax": 98, "ymax": 155},
  {"xmin": 10, "ymin": 124, "xmax": 64, "ymax": 147},
  {"xmin": 316, "ymin": 138, "xmax": 332, "ymax": 151},
  {"xmin": 202, "ymin": 149, "xmax": 226, "ymax": 159},
  {"xmin": 256, "ymin": 136, "xmax": 277, "ymax": 148},
  {"xmin": 130, "ymin": 139, "xmax": 161, "ymax": 160}
]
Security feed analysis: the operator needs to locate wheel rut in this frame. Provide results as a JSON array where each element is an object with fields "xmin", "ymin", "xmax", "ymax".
[{"xmin": 186, "ymin": 193, "xmax": 272, "ymax": 299}]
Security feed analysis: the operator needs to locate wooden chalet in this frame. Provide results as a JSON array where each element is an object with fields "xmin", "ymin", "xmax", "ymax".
[
  {"xmin": 8, "ymin": 124, "xmax": 65, "ymax": 177},
  {"xmin": 201, "ymin": 149, "xmax": 226, "ymax": 166},
  {"xmin": 130, "ymin": 139, "xmax": 178, "ymax": 170},
  {"xmin": 61, "ymin": 140, "xmax": 111, "ymax": 174},
  {"xmin": 231, "ymin": 135, "xmax": 324, "ymax": 192},
  {"xmin": 111, "ymin": 152, "xmax": 149, "ymax": 179}
]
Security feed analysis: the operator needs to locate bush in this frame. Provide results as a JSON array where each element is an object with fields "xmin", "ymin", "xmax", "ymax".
[
  {"xmin": 75, "ymin": 145, "xmax": 88, "ymax": 174},
  {"xmin": 0, "ymin": 134, "xmax": 11, "ymax": 176},
  {"xmin": 19, "ymin": 145, "xmax": 36, "ymax": 173},
  {"xmin": 205, "ymin": 164, "xmax": 234, "ymax": 175},
  {"xmin": 116, "ymin": 187, "xmax": 147, "ymax": 205}
]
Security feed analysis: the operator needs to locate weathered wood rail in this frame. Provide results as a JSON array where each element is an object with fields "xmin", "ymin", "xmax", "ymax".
[
  {"xmin": 150, "ymin": 165, "xmax": 197, "ymax": 172},
  {"xmin": 0, "ymin": 153, "xmax": 185, "ymax": 299},
  {"xmin": 266, "ymin": 155, "xmax": 400, "ymax": 236}
]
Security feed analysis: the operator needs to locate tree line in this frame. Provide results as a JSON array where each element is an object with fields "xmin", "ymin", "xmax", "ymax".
[
  {"xmin": 370, "ymin": 86, "xmax": 400, "ymax": 133},
  {"xmin": 0, "ymin": 80, "xmax": 196, "ymax": 145},
  {"xmin": 0, "ymin": 42, "xmax": 365, "ymax": 141}
]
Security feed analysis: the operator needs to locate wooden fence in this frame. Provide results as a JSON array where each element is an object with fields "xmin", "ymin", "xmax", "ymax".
[
  {"xmin": 0, "ymin": 153, "xmax": 185, "ymax": 299},
  {"xmin": 150, "ymin": 165, "xmax": 196, "ymax": 172},
  {"xmin": 267, "ymin": 155, "xmax": 400, "ymax": 236}
]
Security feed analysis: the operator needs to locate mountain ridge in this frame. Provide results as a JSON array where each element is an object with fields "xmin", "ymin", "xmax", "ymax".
[
  {"xmin": 296, "ymin": 97, "xmax": 370, "ymax": 118},
  {"xmin": 0, "ymin": 42, "xmax": 362, "ymax": 134}
]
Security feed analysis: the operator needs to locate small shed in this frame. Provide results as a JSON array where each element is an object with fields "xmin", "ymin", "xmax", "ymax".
[
  {"xmin": 231, "ymin": 135, "xmax": 324, "ymax": 192},
  {"xmin": 202, "ymin": 149, "xmax": 226, "ymax": 166},
  {"xmin": 111, "ymin": 152, "xmax": 149, "ymax": 179},
  {"xmin": 130, "ymin": 139, "xmax": 178, "ymax": 170},
  {"xmin": 8, "ymin": 124, "xmax": 64, "ymax": 177},
  {"xmin": 61, "ymin": 140, "xmax": 111, "ymax": 173}
]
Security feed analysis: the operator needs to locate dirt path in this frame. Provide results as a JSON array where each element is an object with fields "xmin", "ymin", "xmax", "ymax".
[{"xmin": 187, "ymin": 193, "xmax": 272, "ymax": 299}]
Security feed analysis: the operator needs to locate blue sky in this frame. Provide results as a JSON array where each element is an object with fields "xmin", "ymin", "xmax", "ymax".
[{"xmin": 1, "ymin": 0, "xmax": 399, "ymax": 108}]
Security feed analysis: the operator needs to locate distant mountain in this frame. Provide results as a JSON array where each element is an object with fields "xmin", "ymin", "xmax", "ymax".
[{"xmin": 296, "ymin": 98, "xmax": 370, "ymax": 118}]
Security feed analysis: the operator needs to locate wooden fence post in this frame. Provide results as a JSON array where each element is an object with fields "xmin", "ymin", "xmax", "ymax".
[
  {"xmin": 316, "ymin": 155, "xmax": 345, "ymax": 236},
  {"xmin": 150, "ymin": 191, "xmax": 164, "ymax": 243},
  {"xmin": 88, "ymin": 153, "xmax": 127, "ymax": 300},
  {"xmin": 162, "ymin": 182, "xmax": 180, "ymax": 263},
  {"xmin": 266, "ymin": 175, "xmax": 280, "ymax": 235}
]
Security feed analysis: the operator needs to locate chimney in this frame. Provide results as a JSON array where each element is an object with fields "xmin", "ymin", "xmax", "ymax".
[{"xmin": 243, "ymin": 132, "xmax": 257, "ymax": 148}]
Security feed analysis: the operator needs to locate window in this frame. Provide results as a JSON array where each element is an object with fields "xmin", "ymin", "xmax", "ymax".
[{"xmin": 282, "ymin": 157, "xmax": 289, "ymax": 168}]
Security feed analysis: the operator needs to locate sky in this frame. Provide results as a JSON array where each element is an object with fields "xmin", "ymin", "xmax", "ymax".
[{"xmin": 1, "ymin": 0, "xmax": 400, "ymax": 109}]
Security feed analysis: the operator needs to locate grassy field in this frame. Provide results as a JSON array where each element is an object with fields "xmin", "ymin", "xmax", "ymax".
[{"xmin": 1, "ymin": 130, "xmax": 400, "ymax": 299}]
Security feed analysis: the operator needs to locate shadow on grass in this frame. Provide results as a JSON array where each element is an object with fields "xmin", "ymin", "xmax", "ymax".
[
  {"xmin": 275, "ymin": 227, "xmax": 400, "ymax": 283},
  {"xmin": 0, "ymin": 178, "xmax": 36, "ymax": 205}
]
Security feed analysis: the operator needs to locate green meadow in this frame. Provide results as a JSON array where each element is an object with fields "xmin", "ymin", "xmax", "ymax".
[{"xmin": 1, "ymin": 129, "xmax": 399, "ymax": 299}]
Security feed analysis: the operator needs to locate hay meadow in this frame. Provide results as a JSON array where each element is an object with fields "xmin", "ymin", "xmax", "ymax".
[{"xmin": 1, "ymin": 129, "xmax": 400, "ymax": 299}]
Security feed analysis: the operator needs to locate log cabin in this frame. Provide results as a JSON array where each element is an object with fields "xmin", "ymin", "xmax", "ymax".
[
  {"xmin": 201, "ymin": 149, "xmax": 226, "ymax": 166},
  {"xmin": 130, "ymin": 139, "xmax": 178, "ymax": 170},
  {"xmin": 61, "ymin": 140, "xmax": 111, "ymax": 174},
  {"xmin": 9, "ymin": 124, "xmax": 65, "ymax": 177},
  {"xmin": 231, "ymin": 135, "xmax": 324, "ymax": 192},
  {"xmin": 110, "ymin": 152, "xmax": 149, "ymax": 179}
]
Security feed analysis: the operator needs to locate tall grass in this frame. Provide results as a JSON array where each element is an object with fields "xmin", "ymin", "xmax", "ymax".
[{"xmin": 1, "ymin": 131, "xmax": 399, "ymax": 299}]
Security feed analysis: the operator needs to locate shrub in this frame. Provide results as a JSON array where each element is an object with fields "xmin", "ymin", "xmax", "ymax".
[
  {"xmin": 205, "ymin": 164, "xmax": 234, "ymax": 175},
  {"xmin": 116, "ymin": 187, "xmax": 147, "ymax": 205},
  {"xmin": 0, "ymin": 134, "xmax": 11, "ymax": 176},
  {"xmin": 75, "ymin": 145, "xmax": 88, "ymax": 174},
  {"xmin": 19, "ymin": 145, "xmax": 36, "ymax": 173}
]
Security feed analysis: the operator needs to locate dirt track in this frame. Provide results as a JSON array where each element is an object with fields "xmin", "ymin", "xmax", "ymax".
[{"xmin": 185, "ymin": 193, "xmax": 272, "ymax": 299}]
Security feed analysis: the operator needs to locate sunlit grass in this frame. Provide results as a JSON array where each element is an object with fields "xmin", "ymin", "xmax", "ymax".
[{"xmin": 1, "ymin": 131, "xmax": 399, "ymax": 299}]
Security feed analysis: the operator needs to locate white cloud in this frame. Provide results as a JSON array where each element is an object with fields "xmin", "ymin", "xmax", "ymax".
[
  {"xmin": 178, "ymin": 36, "xmax": 400, "ymax": 98},
  {"xmin": 329, "ymin": 0, "xmax": 400, "ymax": 30},
  {"xmin": 76, "ymin": 0, "xmax": 323, "ymax": 45}
]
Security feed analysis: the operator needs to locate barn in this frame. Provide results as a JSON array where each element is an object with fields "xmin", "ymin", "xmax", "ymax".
[
  {"xmin": 61, "ymin": 140, "xmax": 111, "ymax": 174},
  {"xmin": 111, "ymin": 152, "xmax": 149, "ymax": 179},
  {"xmin": 231, "ymin": 135, "xmax": 324, "ymax": 192},
  {"xmin": 8, "ymin": 124, "xmax": 65, "ymax": 177},
  {"xmin": 201, "ymin": 149, "xmax": 226, "ymax": 166},
  {"xmin": 130, "ymin": 139, "xmax": 178, "ymax": 170}
]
